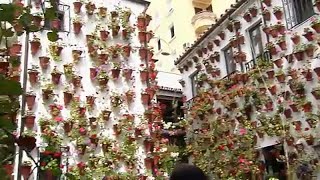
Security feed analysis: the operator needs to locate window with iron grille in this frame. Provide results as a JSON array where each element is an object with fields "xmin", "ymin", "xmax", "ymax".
[
  {"xmin": 282, "ymin": 0, "xmax": 314, "ymax": 29},
  {"xmin": 249, "ymin": 22, "xmax": 263, "ymax": 57},
  {"xmin": 224, "ymin": 46, "xmax": 236, "ymax": 74},
  {"xmin": 190, "ymin": 71, "xmax": 199, "ymax": 97}
]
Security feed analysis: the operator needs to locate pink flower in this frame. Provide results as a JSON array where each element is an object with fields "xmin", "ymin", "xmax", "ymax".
[
  {"xmin": 54, "ymin": 116, "xmax": 63, "ymax": 122},
  {"xmin": 79, "ymin": 127, "xmax": 86, "ymax": 133},
  {"xmin": 239, "ymin": 128, "xmax": 247, "ymax": 135},
  {"xmin": 239, "ymin": 158, "xmax": 246, "ymax": 163},
  {"xmin": 57, "ymin": 105, "xmax": 63, "ymax": 110}
]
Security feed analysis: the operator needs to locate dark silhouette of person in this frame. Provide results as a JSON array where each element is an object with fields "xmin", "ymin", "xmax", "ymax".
[{"xmin": 170, "ymin": 163, "xmax": 208, "ymax": 180}]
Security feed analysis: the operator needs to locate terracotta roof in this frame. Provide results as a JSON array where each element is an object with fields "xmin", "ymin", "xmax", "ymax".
[{"xmin": 174, "ymin": 0, "xmax": 248, "ymax": 66}]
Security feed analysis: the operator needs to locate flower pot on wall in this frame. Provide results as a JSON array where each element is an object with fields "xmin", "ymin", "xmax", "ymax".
[
  {"xmin": 30, "ymin": 41, "xmax": 41, "ymax": 55},
  {"xmin": 73, "ymin": 1, "xmax": 83, "ymax": 14},
  {"xmin": 63, "ymin": 122, "xmax": 72, "ymax": 133},
  {"xmin": 39, "ymin": 56, "xmax": 50, "ymax": 70},
  {"xmin": 140, "ymin": 70, "xmax": 148, "ymax": 82},
  {"xmin": 218, "ymin": 31, "xmax": 225, "ymax": 40},
  {"xmin": 26, "ymin": 94, "xmax": 36, "ymax": 110},
  {"xmin": 51, "ymin": 19, "xmax": 61, "ymax": 30},
  {"xmin": 9, "ymin": 43, "xmax": 22, "ymax": 56},
  {"xmin": 294, "ymin": 51, "xmax": 304, "ymax": 61},
  {"xmin": 101, "ymin": 110, "xmax": 111, "ymax": 121},
  {"xmin": 303, "ymin": 31, "xmax": 314, "ymax": 41},
  {"xmin": 25, "ymin": 115, "xmax": 35, "ymax": 129},
  {"xmin": 63, "ymin": 92, "xmax": 73, "ymax": 106},
  {"xmin": 263, "ymin": 0, "xmax": 271, "ymax": 6},
  {"xmin": 20, "ymin": 165, "xmax": 31, "ymax": 180},
  {"xmin": 42, "ymin": 89, "xmax": 53, "ymax": 100},
  {"xmin": 111, "ymin": 69, "xmax": 121, "ymax": 79},
  {"xmin": 86, "ymin": 96, "xmax": 95, "ymax": 108},
  {"xmin": 98, "ymin": 77, "xmax": 108, "ymax": 86},
  {"xmin": 213, "ymin": 39, "xmax": 220, "ymax": 46},
  {"xmin": 28, "ymin": 71, "xmax": 39, "ymax": 84},
  {"xmin": 73, "ymin": 22, "xmax": 82, "ymax": 34},
  {"xmin": 263, "ymin": 10, "xmax": 271, "ymax": 21},
  {"xmin": 51, "ymin": 72, "xmax": 61, "ymax": 85},
  {"xmin": 141, "ymin": 93, "xmax": 150, "ymax": 105},
  {"xmin": 243, "ymin": 13, "xmax": 252, "ymax": 22},
  {"xmin": 3, "ymin": 164, "xmax": 13, "ymax": 179},
  {"xmin": 273, "ymin": 11, "xmax": 283, "ymax": 20},
  {"xmin": 111, "ymin": 26, "xmax": 120, "ymax": 36},
  {"xmin": 123, "ymin": 69, "xmax": 133, "ymax": 80},
  {"xmin": 291, "ymin": 35, "xmax": 300, "ymax": 44},
  {"xmin": 0, "ymin": 62, "xmax": 9, "ymax": 75},
  {"xmin": 89, "ymin": 68, "xmax": 97, "ymax": 80},
  {"xmin": 249, "ymin": 7, "xmax": 258, "ymax": 17},
  {"xmin": 100, "ymin": 30, "xmax": 109, "ymax": 41},
  {"xmin": 122, "ymin": 45, "xmax": 131, "ymax": 58}
]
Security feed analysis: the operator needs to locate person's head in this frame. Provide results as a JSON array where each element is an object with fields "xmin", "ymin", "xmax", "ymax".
[{"xmin": 170, "ymin": 163, "xmax": 207, "ymax": 180}]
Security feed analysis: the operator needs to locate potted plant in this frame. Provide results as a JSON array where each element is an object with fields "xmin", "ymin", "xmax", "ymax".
[
  {"xmin": 17, "ymin": 131, "xmax": 36, "ymax": 151},
  {"xmin": 101, "ymin": 110, "xmax": 111, "ymax": 121},
  {"xmin": 26, "ymin": 91, "xmax": 36, "ymax": 110},
  {"xmin": 141, "ymin": 92, "xmax": 150, "ymax": 105},
  {"xmin": 51, "ymin": 66, "xmax": 62, "ymax": 85},
  {"xmin": 85, "ymin": 1, "xmax": 96, "ymax": 15},
  {"xmin": 218, "ymin": 31, "xmax": 225, "ymax": 40},
  {"xmin": 111, "ymin": 62, "xmax": 121, "ymax": 79},
  {"xmin": 28, "ymin": 65, "xmax": 39, "ymax": 84},
  {"xmin": 30, "ymin": 35, "xmax": 41, "ymax": 55},
  {"xmin": 305, "ymin": 43, "xmax": 315, "ymax": 57},
  {"xmin": 122, "ymin": 44, "xmax": 131, "ymax": 58},
  {"xmin": 20, "ymin": 161, "xmax": 32, "ymax": 180},
  {"xmin": 243, "ymin": 12, "xmax": 252, "ymax": 22},
  {"xmin": 123, "ymin": 68, "xmax": 133, "ymax": 81},
  {"xmin": 86, "ymin": 95, "xmax": 95, "ymax": 108},
  {"xmin": 73, "ymin": 16, "xmax": 83, "ymax": 34},
  {"xmin": 72, "ymin": 49, "xmax": 82, "ymax": 63},
  {"xmin": 262, "ymin": 9, "xmax": 271, "ymax": 21},
  {"xmin": 39, "ymin": 56, "xmax": 50, "ymax": 70},
  {"xmin": 97, "ymin": 70, "xmax": 109, "ymax": 87},
  {"xmin": 63, "ymin": 87, "xmax": 73, "ymax": 106},
  {"xmin": 249, "ymin": 6, "xmax": 258, "ymax": 17},
  {"xmin": 263, "ymin": 0, "xmax": 271, "ymax": 6},
  {"xmin": 49, "ymin": 42, "xmax": 64, "ymax": 61},
  {"xmin": 293, "ymin": 45, "xmax": 305, "ymax": 61},
  {"xmin": 122, "ymin": 25, "xmax": 135, "ymax": 40},
  {"xmin": 71, "ymin": 75, "xmax": 82, "ymax": 88},
  {"xmin": 42, "ymin": 83, "xmax": 54, "ymax": 100},
  {"xmin": 125, "ymin": 90, "xmax": 135, "ymax": 103},
  {"xmin": 73, "ymin": 0, "xmax": 83, "ymax": 14},
  {"xmin": 99, "ymin": 29, "xmax": 109, "ymax": 41},
  {"xmin": 140, "ymin": 64, "xmax": 149, "ymax": 82},
  {"xmin": 98, "ymin": 6, "xmax": 107, "ymax": 18},
  {"xmin": 291, "ymin": 33, "xmax": 300, "ymax": 44},
  {"xmin": 275, "ymin": 70, "xmax": 285, "ymax": 83},
  {"xmin": 24, "ymin": 111, "xmax": 36, "ymax": 129},
  {"xmin": 110, "ymin": 92, "xmax": 123, "ymax": 108},
  {"xmin": 108, "ymin": 21, "xmax": 120, "ymax": 37},
  {"xmin": 276, "ymin": 36, "xmax": 287, "ymax": 50},
  {"xmin": 32, "ymin": 12, "xmax": 43, "ymax": 28},
  {"xmin": 265, "ymin": 42, "xmax": 277, "ymax": 55},
  {"xmin": 273, "ymin": 6, "xmax": 283, "ymax": 20},
  {"xmin": 303, "ymin": 28, "xmax": 314, "ymax": 41},
  {"xmin": 311, "ymin": 17, "xmax": 320, "ymax": 33},
  {"xmin": 233, "ymin": 51, "xmax": 246, "ymax": 63}
]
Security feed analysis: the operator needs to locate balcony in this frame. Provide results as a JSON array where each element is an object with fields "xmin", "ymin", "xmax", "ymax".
[
  {"xmin": 192, "ymin": 0, "xmax": 212, "ymax": 9},
  {"xmin": 191, "ymin": 11, "xmax": 217, "ymax": 35}
]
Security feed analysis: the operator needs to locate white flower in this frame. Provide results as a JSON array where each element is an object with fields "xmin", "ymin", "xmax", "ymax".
[
  {"xmin": 170, "ymin": 152, "xmax": 179, "ymax": 158},
  {"xmin": 160, "ymin": 147, "xmax": 167, "ymax": 152}
]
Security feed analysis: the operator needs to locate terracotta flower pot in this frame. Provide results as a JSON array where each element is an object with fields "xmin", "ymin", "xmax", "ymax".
[
  {"xmin": 63, "ymin": 122, "xmax": 72, "ymax": 133},
  {"xmin": 72, "ymin": 50, "xmax": 82, "ymax": 63},
  {"xmin": 243, "ymin": 13, "xmax": 252, "ymax": 22},
  {"xmin": 273, "ymin": 58, "xmax": 283, "ymax": 68},
  {"xmin": 303, "ymin": 70, "xmax": 313, "ymax": 81},
  {"xmin": 98, "ymin": 77, "xmax": 108, "ymax": 86},
  {"xmin": 28, "ymin": 71, "xmax": 39, "ymax": 84},
  {"xmin": 306, "ymin": 47, "xmax": 314, "ymax": 57},
  {"xmin": 137, "ymin": 16, "xmax": 147, "ymax": 30},
  {"xmin": 101, "ymin": 110, "xmax": 111, "ymax": 121},
  {"xmin": 218, "ymin": 32, "xmax": 225, "ymax": 40},
  {"xmin": 144, "ymin": 157, "xmax": 153, "ymax": 169},
  {"xmin": 89, "ymin": 68, "xmax": 97, "ymax": 80},
  {"xmin": 51, "ymin": 19, "xmax": 61, "ymax": 30},
  {"xmin": 249, "ymin": 8, "xmax": 258, "ymax": 17},
  {"xmin": 73, "ymin": 1, "xmax": 83, "ymax": 14},
  {"xmin": 77, "ymin": 144, "xmax": 86, "ymax": 155},
  {"xmin": 141, "ymin": 93, "xmax": 150, "ymax": 105},
  {"xmin": 268, "ymin": 85, "xmax": 277, "ymax": 95},
  {"xmin": 291, "ymin": 36, "xmax": 300, "ymax": 44},
  {"xmin": 63, "ymin": 92, "xmax": 73, "ymax": 106},
  {"xmin": 51, "ymin": 72, "xmax": 61, "ymax": 85},
  {"xmin": 111, "ymin": 26, "xmax": 120, "ymax": 36},
  {"xmin": 286, "ymin": 137, "xmax": 294, "ymax": 146},
  {"xmin": 263, "ymin": 11, "xmax": 271, "ymax": 21},
  {"xmin": 122, "ymin": 45, "xmax": 131, "ymax": 58},
  {"xmin": 73, "ymin": 22, "xmax": 82, "ymax": 34},
  {"xmin": 26, "ymin": 94, "xmax": 36, "ymax": 110},
  {"xmin": 123, "ymin": 69, "xmax": 133, "ymax": 80},
  {"xmin": 263, "ymin": 0, "xmax": 271, "ymax": 6},
  {"xmin": 290, "ymin": 104, "xmax": 299, "ymax": 112},
  {"xmin": 303, "ymin": 32, "xmax": 314, "ymax": 41},
  {"xmin": 140, "ymin": 70, "xmax": 148, "ymax": 82},
  {"xmin": 213, "ymin": 39, "xmax": 220, "ymax": 46},
  {"xmin": 72, "ymin": 76, "xmax": 82, "ymax": 88},
  {"xmin": 303, "ymin": 102, "xmax": 312, "ymax": 112},
  {"xmin": 266, "ymin": 70, "xmax": 274, "ymax": 79},
  {"xmin": 39, "ymin": 56, "xmax": 50, "ymax": 70},
  {"xmin": 270, "ymin": 29, "xmax": 278, "ymax": 38},
  {"xmin": 3, "ymin": 164, "xmax": 13, "ymax": 178},
  {"xmin": 42, "ymin": 89, "xmax": 53, "ymax": 100},
  {"xmin": 274, "ymin": 11, "xmax": 283, "ymax": 20},
  {"xmin": 30, "ymin": 41, "xmax": 41, "ymax": 55},
  {"xmin": 9, "ymin": 43, "xmax": 22, "ymax": 56},
  {"xmin": 277, "ymin": 41, "xmax": 287, "ymax": 50},
  {"xmin": 100, "ymin": 30, "xmax": 109, "ymax": 41},
  {"xmin": 138, "ymin": 31, "xmax": 146, "ymax": 43},
  {"xmin": 25, "ymin": 115, "xmax": 35, "ymax": 129},
  {"xmin": 111, "ymin": 69, "xmax": 121, "ymax": 79},
  {"xmin": 284, "ymin": 109, "xmax": 292, "ymax": 118},
  {"xmin": 312, "ymin": 23, "xmax": 320, "ymax": 33},
  {"xmin": 86, "ymin": 96, "xmax": 95, "ymax": 107},
  {"xmin": 276, "ymin": 74, "xmax": 285, "ymax": 83},
  {"xmin": 294, "ymin": 51, "xmax": 304, "ymax": 61}
]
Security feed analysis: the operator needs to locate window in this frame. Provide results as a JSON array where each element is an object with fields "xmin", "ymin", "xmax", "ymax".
[
  {"xmin": 170, "ymin": 25, "xmax": 175, "ymax": 39},
  {"xmin": 282, "ymin": 0, "xmax": 314, "ymax": 29},
  {"xmin": 224, "ymin": 46, "xmax": 236, "ymax": 74},
  {"xmin": 157, "ymin": 39, "xmax": 161, "ymax": 50},
  {"xmin": 249, "ymin": 22, "xmax": 263, "ymax": 57},
  {"xmin": 190, "ymin": 71, "xmax": 199, "ymax": 97},
  {"xmin": 44, "ymin": 11, "xmax": 65, "ymax": 31}
]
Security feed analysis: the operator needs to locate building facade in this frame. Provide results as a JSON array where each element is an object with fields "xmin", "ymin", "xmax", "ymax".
[
  {"xmin": 176, "ymin": 0, "xmax": 320, "ymax": 179},
  {"xmin": 0, "ymin": 0, "xmax": 185, "ymax": 179}
]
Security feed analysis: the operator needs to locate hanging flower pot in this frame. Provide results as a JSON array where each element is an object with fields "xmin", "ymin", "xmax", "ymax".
[
  {"xmin": 262, "ymin": 10, "xmax": 271, "ymax": 21},
  {"xmin": 73, "ymin": 1, "xmax": 83, "ymax": 14},
  {"xmin": 207, "ymin": 42, "xmax": 213, "ymax": 51},
  {"xmin": 111, "ymin": 69, "xmax": 121, "ymax": 79},
  {"xmin": 113, "ymin": 124, "xmax": 122, "ymax": 136},
  {"xmin": 73, "ymin": 21, "xmax": 83, "ymax": 34},
  {"xmin": 3, "ymin": 164, "xmax": 13, "ymax": 178},
  {"xmin": 289, "ymin": 103, "xmax": 299, "ymax": 112},
  {"xmin": 303, "ymin": 102, "xmax": 312, "ymax": 112},
  {"xmin": 90, "ymin": 135, "xmax": 99, "ymax": 146},
  {"xmin": 98, "ymin": 77, "xmax": 108, "ymax": 86},
  {"xmin": 122, "ymin": 45, "xmax": 131, "ymax": 58},
  {"xmin": 268, "ymin": 85, "xmax": 277, "ymax": 95},
  {"xmin": 270, "ymin": 28, "xmax": 278, "ymax": 38},
  {"xmin": 100, "ymin": 30, "xmax": 109, "ymax": 41},
  {"xmin": 263, "ymin": 0, "xmax": 271, "ymax": 6},
  {"xmin": 86, "ymin": 96, "xmax": 95, "ymax": 107},
  {"xmin": 144, "ymin": 157, "xmax": 154, "ymax": 169},
  {"xmin": 275, "ymin": 74, "xmax": 285, "ymax": 83},
  {"xmin": 213, "ymin": 39, "xmax": 220, "ymax": 46},
  {"xmin": 140, "ymin": 70, "xmax": 148, "ymax": 82},
  {"xmin": 233, "ymin": 52, "xmax": 246, "ymax": 63},
  {"xmin": 62, "ymin": 121, "xmax": 72, "ymax": 133},
  {"xmin": 25, "ymin": 114, "xmax": 35, "ymax": 129},
  {"xmin": 273, "ymin": 58, "xmax": 283, "ymax": 68},
  {"xmin": 139, "ymin": 47, "xmax": 147, "ymax": 60},
  {"xmin": 63, "ymin": 92, "xmax": 73, "ymax": 106},
  {"xmin": 125, "ymin": 91, "xmax": 135, "ymax": 103},
  {"xmin": 71, "ymin": 75, "xmax": 82, "ymax": 88},
  {"xmin": 101, "ymin": 110, "xmax": 111, "ymax": 121},
  {"xmin": 28, "ymin": 70, "xmax": 39, "ymax": 84},
  {"xmin": 291, "ymin": 34, "xmax": 300, "ymax": 44},
  {"xmin": 26, "ymin": 94, "xmax": 36, "ymax": 110},
  {"xmin": 42, "ymin": 89, "xmax": 53, "ymax": 100},
  {"xmin": 98, "ymin": 7, "xmax": 107, "ymax": 18},
  {"xmin": 294, "ymin": 51, "xmax": 304, "ymax": 61},
  {"xmin": 72, "ymin": 50, "xmax": 82, "ymax": 63},
  {"xmin": 51, "ymin": 72, "xmax": 61, "ymax": 85},
  {"xmin": 302, "ymin": 70, "xmax": 313, "ymax": 81},
  {"xmin": 89, "ymin": 68, "xmax": 97, "ymax": 80},
  {"xmin": 123, "ymin": 69, "xmax": 133, "ymax": 80},
  {"xmin": 266, "ymin": 70, "xmax": 274, "ymax": 79},
  {"xmin": 30, "ymin": 40, "xmax": 41, "ymax": 55},
  {"xmin": 276, "ymin": 39, "xmax": 287, "ymax": 50},
  {"xmin": 312, "ymin": 89, "xmax": 320, "ymax": 99},
  {"xmin": 138, "ymin": 31, "xmax": 147, "ymax": 43},
  {"xmin": 98, "ymin": 53, "xmax": 108, "ymax": 64},
  {"xmin": 141, "ymin": 93, "xmax": 150, "ymax": 105},
  {"xmin": 286, "ymin": 137, "xmax": 294, "ymax": 146},
  {"xmin": 249, "ymin": 6, "xmax": 258, "ymax": 17},
  {"xmin": 306, "ymin": 135, "xmax": 314, "ymax": 145},
  {"xmin": 111, "ymin": 26, "xmax": 120, "ymax": 36},
  {"xmin": 50, "ymin": 19, "xmax": 61, "ymax": 30},
  {"xmin": 243, "ymin": 12, "xmax": 252, "ymax": 22},
  {"xmin": 85, "ymin": 2, "xmax": 96, "ymax": 15},
  {"xmin": 39, "ymin": 56, "xmax": 50, "ymax": 70},
  {"xmin": 305, "ymin": 44, "xmax": 315, "ymax": 57},
  {"xmin": 303, "ymin": 30, "xmax": 314, "ymax": 41},
  {"xmin": 273, "ymin": 9, "xmax": 283, "ymax": 20},
  {"xmin": 9, "ymin": 43, "xmax": 22, "ymax": 56}
]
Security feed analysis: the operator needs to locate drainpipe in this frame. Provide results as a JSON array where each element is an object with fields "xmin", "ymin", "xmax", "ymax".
[{"xmin": 15, "ymin": 0, "xmax": 32, "ymax": 179}]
